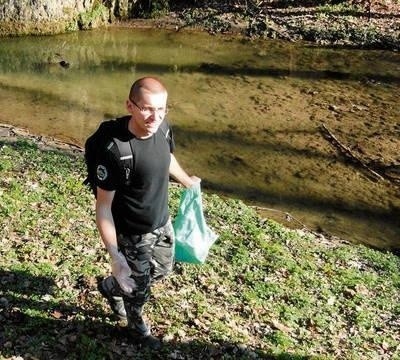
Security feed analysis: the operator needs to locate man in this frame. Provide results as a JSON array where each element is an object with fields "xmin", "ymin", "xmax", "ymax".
[{"xmin": 95, "ymin": 77, "xmax": 199, "ymax": 349}]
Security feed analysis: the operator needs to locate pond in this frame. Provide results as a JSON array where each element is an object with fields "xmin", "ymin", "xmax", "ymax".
[{"xmin": 0, "ymin": 28, "xmax": 399, "ymax": 250}]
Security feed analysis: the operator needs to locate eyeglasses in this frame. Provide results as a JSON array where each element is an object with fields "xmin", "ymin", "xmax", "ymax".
[{"xmin": 130, "ymin": 98, "xmax": 168, "ymax": 115}]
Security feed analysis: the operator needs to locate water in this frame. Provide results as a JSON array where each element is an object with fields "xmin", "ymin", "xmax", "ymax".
[{"xmin": 0, "ymin": 28, "xmax": 399, "ymax": 249}]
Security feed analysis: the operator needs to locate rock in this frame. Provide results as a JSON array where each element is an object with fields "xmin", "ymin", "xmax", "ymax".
[
  {"xmin": 59, "ymin": 60, "xmax": 70, "ymax": 69},
  {"xmin": 328, "ymin": 104, "xmax": 339, "ymax": 112},
  {"xmin": 0, "ymin": 297, "xmax": 9, "ymax": 308},
  {"xmin": 0, "ymin": 127, "xmax": 11, "ymax": 137},
  {"xmin": 0, "ymin": 0, "xmax": 111, "ymax": 36},
  {"xmin": 0, "ymin": 0, "xmax": 88, "ymax": 22}
]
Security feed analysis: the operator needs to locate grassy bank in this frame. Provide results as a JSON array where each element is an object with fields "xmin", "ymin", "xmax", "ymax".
[{"xmin": 0, "ymin": 137, "xmax": 399, "ymax": 360}]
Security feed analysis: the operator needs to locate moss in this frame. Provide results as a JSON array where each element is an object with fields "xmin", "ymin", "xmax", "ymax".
[
  {"xmin": 0, "ymin": 20, "xmax": 72, "ymax": 37},
  {"xmin": 76, "ymin": 2, "xmax": 108, "ymax": 30}
]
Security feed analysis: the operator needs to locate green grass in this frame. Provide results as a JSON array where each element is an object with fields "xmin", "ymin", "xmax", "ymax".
[
  {"xmin": 0, "ymin": 137, "xmax": 399, "ymax": 359},
  {"xmin": 317, "ymin": 3, "xmax": 362, "ymax": 16}
]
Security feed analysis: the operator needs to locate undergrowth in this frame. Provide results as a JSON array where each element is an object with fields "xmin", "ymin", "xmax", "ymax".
[{"xmin": 0, "ymin": 138, "xmax": 399, "ymax": 359}]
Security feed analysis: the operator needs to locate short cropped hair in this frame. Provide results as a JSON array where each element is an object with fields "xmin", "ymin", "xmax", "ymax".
[{"xmin": 129, "ymin": 77, "xmax": 167, "ymax": 102}]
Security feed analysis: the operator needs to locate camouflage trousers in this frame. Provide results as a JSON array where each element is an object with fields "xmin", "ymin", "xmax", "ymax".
[{"xmin": 101, "ymin": 219, "xmax": 175, "ymax": 323}]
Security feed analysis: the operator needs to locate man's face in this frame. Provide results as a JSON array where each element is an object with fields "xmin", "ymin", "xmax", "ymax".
[{"xmin": 127, "ymin": 91, "xmax": 168, "ymax": 136}]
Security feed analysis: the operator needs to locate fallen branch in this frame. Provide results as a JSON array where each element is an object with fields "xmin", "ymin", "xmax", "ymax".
[
  {"xmin": 320, "ymin": 124, "xmax": 385, "ymax": 182},
  {"xmin": 250, "ymin": 205, "xmax": 311, "ymax": 230}
]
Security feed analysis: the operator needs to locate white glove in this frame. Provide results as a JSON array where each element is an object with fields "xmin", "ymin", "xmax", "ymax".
[
  {"xmin": 188, "ymin": 176, "xmax": 201, "ymax": 188},
  {"xmin": 111, "ymin": 252, "xmax": 137, "ymax": 293}
]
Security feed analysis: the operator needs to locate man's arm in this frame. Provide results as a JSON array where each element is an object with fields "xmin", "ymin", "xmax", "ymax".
[
  {"xmin": 95, "ymin": 187, "xmax": 136, "ymax": 292},
  {"xmin": 169, "ymin": 153, "xmax": 200, "ymax": 188},
  {"xmin": 95, "ymin": 187, "xmax": 119, "ymax": 258}
]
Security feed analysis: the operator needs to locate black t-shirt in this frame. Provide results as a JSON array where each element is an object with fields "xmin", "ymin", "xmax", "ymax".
[{"xmin": 95, "ymin": 116, "xmax": 175, "ymax": 235}]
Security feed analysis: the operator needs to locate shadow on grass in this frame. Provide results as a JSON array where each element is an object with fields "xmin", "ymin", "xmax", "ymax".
[{"xmin": 0, "ymin": 269, "xmax": 308, "ymax": 360}]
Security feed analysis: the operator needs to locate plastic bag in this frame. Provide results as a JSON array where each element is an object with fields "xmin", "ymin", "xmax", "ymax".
[{"xmin": 173, "ymin": 183, "xmax": 218, "ymax": 264}]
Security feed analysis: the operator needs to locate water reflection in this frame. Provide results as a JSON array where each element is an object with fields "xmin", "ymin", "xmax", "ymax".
[{"xmin": 0, "ymin": 28, "xmax": 399, "ymax": 249}]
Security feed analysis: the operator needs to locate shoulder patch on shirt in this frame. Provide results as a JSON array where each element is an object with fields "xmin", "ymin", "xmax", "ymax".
[{"xmin": 96, "ymin": 165, "xmax": 108, "ymax": 181}]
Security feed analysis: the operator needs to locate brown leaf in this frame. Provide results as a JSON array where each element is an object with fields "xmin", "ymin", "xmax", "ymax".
[{"xmin": 51, "ymin": 310, "xmax": 63, "ymax": 319}]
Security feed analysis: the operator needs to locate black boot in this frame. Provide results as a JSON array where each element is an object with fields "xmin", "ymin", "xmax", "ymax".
[
  {"xmin": 127, "ymin": 305, "xmax": 162, "ymax": 350},
  {"xmin": 97, "ymin": 277, "xmax": 127, "ymax": 321}
]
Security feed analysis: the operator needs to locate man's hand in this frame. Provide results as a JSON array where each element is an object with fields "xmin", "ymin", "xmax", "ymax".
[{"xmin": 111, "ymin": 252, "xmax": 137, "ymax": 293}]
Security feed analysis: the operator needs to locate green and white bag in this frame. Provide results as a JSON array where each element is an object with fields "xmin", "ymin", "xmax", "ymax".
[{"xmin": 173, "ymin": 183, "xmax": 218, "ymax": 264}]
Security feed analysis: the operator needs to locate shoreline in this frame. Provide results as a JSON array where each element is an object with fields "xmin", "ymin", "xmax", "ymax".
[
  {"xmin": 0, "ymin": 123, "xmax": 84, "ymax": 154},
  {"xmin": 0, "ymin": 122, "xmax": 370, "ymax": 252},
  {"xmin": 98, "ymin": 8, "xmax": 400, "ymax": 52}
]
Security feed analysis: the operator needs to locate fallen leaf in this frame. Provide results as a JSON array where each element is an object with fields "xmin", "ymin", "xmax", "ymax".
[
  {"xmin": 270, "ymin": 319, "xmax": 292, "ymax": 333},
  {"xmin": 51, "ymin": 310, "xmax": 63, "ymax": 319}
]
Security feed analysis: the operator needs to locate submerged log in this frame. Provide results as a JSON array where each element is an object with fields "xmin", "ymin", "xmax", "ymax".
[{"xmin": 319, "ymin": 123, "xmax": 387, "ymax": 182}]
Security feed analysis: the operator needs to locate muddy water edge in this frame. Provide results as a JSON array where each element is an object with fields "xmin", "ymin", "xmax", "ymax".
[{"xmin": 0, "ymin": 28, "xmax": 399, "ymax": 250}]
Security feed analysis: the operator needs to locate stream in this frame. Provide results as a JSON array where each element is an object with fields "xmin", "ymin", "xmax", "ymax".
[{"xmin": 0, "ymin": 28, "xmax": 399, "ymax": 250}]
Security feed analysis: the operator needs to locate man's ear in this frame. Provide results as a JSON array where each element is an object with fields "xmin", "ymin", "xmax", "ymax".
[{"xmin": 126, "ymin": 99, "xmax": 134, "ymax": 113}]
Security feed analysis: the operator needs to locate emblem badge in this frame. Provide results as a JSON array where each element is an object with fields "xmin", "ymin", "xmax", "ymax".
[{"xmin": 96, "ymin": 165, "xmax": 108, "ymax": 181}]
